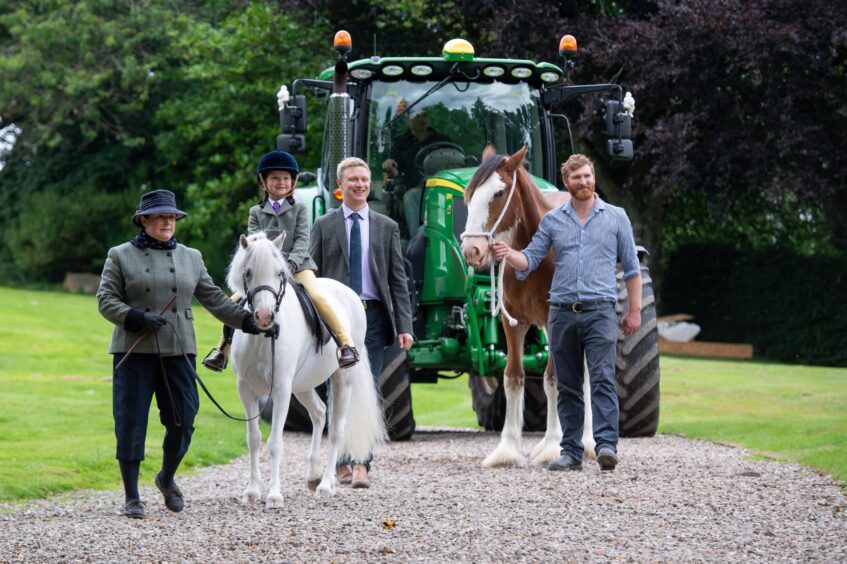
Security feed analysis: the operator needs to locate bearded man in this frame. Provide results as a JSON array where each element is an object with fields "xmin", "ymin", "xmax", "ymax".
[{"xmin": 492, "ymin": 154, "xmax": 641, "ymax": 472}]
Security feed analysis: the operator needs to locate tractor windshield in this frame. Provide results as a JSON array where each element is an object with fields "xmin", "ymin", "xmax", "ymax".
[{"xmin": 364, "ymin": 80, "xmax": 543, "ymax": 207}]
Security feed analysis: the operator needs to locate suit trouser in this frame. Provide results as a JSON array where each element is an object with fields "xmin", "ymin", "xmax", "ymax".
[
  {"xmin": 339, "ymin": 299, "xmax": 392, "ymax": 469},
  {"xmin": 547, "ymin": 304, "xmax": 620, "ymax": 460},
  {"xmin": 113, "ymin": 353, "xmax": 198, "ymax": 461}
]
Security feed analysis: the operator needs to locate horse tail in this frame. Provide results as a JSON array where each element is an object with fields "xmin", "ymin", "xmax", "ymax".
[{"xmin": 340, "ymin": 353, "xmax": 387, "ymax": 462}]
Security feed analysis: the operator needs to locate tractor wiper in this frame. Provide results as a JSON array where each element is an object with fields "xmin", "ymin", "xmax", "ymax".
[{"xmin": 383, "ymin": 63, "xmax": 462, "ymax": 129}]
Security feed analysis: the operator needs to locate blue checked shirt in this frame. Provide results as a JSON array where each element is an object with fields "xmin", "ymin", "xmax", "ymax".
[{"xmin": 516, "ymin": 196, "xmax": 640, "ymax": 303}]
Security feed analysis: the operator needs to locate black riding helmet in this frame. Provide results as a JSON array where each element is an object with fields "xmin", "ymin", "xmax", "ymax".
[{"xmin": 256, "ymin": 150, "xmax": 299, "ymax": 181}]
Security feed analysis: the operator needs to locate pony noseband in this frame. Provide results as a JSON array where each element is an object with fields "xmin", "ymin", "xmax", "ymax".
[{"xmin": 243, "ymin": 270, "xmax": 287, "ymax": 316}]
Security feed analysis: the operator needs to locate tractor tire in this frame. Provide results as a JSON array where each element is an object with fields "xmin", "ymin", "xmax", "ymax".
[
  {"xmin": 615, "ymin": 264, "xmax": 661, "ymax": 437},
  {"xmin": 469, "ymin": 373, "xmax": 505, "ymax": 431},
  {"xmin": 380, "ymin": 344, "xmax": 416, "ymax": 441},
  {"xmin": 469, "ymin": 372, "xmax": 546, "ymax": 432}
]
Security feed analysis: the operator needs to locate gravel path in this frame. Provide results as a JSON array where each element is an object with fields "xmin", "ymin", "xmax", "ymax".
[{"xmin": 1, "ymin": 430, "xmax": 845, "ymax": 562}]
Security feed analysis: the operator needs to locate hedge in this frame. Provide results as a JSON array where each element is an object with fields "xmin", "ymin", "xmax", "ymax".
[{"xmin": 660, "ymin": 244, "xmax": 847, "ymax": 367}]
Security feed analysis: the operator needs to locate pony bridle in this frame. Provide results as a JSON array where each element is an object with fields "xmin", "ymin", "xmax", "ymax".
[
  {"xmin": 460, "ymin": 171, "xmax": 519, "ymax": 327},
  {"xmin": 243, "ymin": 269, "xmax": 286, "ymax": 331}
]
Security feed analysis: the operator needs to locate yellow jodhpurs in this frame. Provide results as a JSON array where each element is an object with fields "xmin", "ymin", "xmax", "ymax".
[{"xmin": 293, "ymin": 269, "xmax": 354, "ymax": 348}]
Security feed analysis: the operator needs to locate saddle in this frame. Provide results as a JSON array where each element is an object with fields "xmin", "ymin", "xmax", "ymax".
[{"xmin": 290, "ymin": 280, "xmax": 334, "ymax": 353}]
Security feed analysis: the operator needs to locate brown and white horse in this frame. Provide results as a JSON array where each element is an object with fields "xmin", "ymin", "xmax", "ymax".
[{"xmin": 461, "ymin": 146, "xmax": 595, "ymax": 467}]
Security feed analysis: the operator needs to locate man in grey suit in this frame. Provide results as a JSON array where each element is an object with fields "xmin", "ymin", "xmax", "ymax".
[{"xmin": 310, "ymin": 156, "xmax": 413, "ymax": 488}]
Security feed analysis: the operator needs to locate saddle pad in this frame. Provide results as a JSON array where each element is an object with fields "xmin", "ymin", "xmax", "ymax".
[{"xmin": 291, "ymin": 280, "xmax": 333, "ymax": 352}]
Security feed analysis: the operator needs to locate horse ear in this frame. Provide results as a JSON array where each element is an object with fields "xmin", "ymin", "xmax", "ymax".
[
  {"xmin": 482, "ymin": 143, "xmax": 497, "ymax": 161},
  {"xmin": 503, "ymin": 145, "xmax": 528, "ymax": 172},
  {"xmin": 273, "ymin": 231, "xmax": 287, "ymax": 250},
  {"xmin": 239, "ymin": 234, "xmax": 249, "ymax": 249}
]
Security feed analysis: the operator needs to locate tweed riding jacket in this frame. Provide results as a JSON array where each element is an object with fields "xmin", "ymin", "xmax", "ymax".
[
  {"xmin": 247, "ymin": 199, "xmax": 317, "ymax": 273},
  {"xmin": 97, "ymin": 242, "xmax": 246, "ymax": 356}
]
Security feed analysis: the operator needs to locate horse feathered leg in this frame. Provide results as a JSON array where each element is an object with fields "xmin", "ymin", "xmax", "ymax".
[
  {"xmin": 582, "ymin": 360, "xmax": 596, "ymax": 460},
  {"xmin": 294, "ymin": 390, "xmax": 326, "ymax": 491},
  {"xmin": 265, "ymin": 377, "xmax": 293, "ymax": 509},
  {"xmin": 530, "ymin": 358, "xmax": 563, "ymax": 465},
  {"xmin": 483, "ymin": 324, "xmax": 529, "ymax": 468}
]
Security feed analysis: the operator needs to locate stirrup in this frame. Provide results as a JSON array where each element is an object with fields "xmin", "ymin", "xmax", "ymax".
[
  {"xmin": 202, "ymin": 348, "xmax": 228, "ymax": 372},
  {"xmin": 337, "ymin": 345, "xmax": 360, "ymax": 369}
]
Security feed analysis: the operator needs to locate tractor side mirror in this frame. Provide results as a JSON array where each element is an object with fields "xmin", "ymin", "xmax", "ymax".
[
  {"xmin": 280, "ymin": 94, "xmax": 307, "ymax": 134},
  {"xmin": 277, "ymin": 133, "xmax": 306, "ymax": 153},
  {"xmin": 604, "ymin": 100, "xmax": 631, "ymax": 138},
  {"xmin": 605, "ymin": 99, "xmax": 633, "ymax": 161}
]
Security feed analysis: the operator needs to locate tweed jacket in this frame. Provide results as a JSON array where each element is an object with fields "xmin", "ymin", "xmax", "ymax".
[
  {"xmin": 310, "ymin": 207, "xmax": 413, "ymax": 345},
  {"xmin": 248, "ymin": 199, "xmax": 317, "ymax": 273},
  {"xmin": 97, "ymin": 242, "xmax": 246, "ymax": 356}
]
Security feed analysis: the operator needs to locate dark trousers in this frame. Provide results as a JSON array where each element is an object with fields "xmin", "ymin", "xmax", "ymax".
[
  {"xmin": 339, "ymin": 300, "xmax": 392, "ymax": 468},
  {"xmin": 113, "ymin": 353, "xmax": 198, "ymax": 461},
  {"xmin": 548, "ymin": 304, "xmax": 620, "ymax": 460}
]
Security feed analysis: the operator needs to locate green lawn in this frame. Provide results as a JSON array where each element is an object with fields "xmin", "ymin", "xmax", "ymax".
[{"xmin": 0, "ymin": 286, "xmax": 844, "ymax": 501}]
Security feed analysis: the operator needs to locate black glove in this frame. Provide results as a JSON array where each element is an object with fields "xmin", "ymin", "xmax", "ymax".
[
  {"xmin": 142, "ymin": 312, "xmax": 167, "ymax": 331},
  {"xmin": 287, "ymin": 260, "xmax": 297, "ymax": 273},
  {"xmin": 242, "ymin": 314, "xmax": 263, "ymax": 335}
]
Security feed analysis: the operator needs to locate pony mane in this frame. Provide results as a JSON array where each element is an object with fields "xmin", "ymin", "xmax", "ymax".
[{"xmin": 226, "ymin": 232, "xmax": 287, "ymax": 294}]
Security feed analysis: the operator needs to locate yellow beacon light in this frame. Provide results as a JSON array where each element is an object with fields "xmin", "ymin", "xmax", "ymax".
[
  {"xmin": 442, "ymin": 38, "xmax": 474, "ymax": 62},
  {"xmin": 334, "ymin": 30, "xmax": 352, "ymax": 53},
  {"xmin": 559, "ymin": 34, "xmax": 577, "ymax": 56}
]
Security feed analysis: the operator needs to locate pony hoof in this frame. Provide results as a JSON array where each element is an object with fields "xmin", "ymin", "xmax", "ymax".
[
  {"xmin": 265, "ymin": 494, "xmax": 284, "ymax": 509},
  {"xmin": 241, "ymin": 490, "xmax": 260, "ymax": 505},
  {"xmin": 315, "ymin": 484, "xmax": 335, "ymax": 499},
  {"xmin": 307, "ymin": 478, "xmax": 320, "ymax": 492}
]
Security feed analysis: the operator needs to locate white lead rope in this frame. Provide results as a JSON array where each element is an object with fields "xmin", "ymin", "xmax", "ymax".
[{"xmin": 460, "ymin": 172, "xmax": 519, "ymax": 327}]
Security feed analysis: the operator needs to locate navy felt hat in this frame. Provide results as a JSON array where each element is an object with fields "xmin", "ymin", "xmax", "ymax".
[{"xmin": 131, "ymin": 189, "xmax": 188, "ymax": 227}]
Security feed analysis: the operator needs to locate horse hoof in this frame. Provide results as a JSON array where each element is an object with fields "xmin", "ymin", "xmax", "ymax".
[
  {"xmin": 241, "ymin": 490, "xmax": 260, "ymax": 505},
  {"xmin": 307, "ymin": 478, "xmax": 320, "ymax": 492},
  {"xmin": 265, "ymin": 495, "xmax": 284, "ymax": 509},
  {"xmin": 482, "ymin": 445, "xmax": 527, "ymax": 468},
  {"xmin": 530, "ymin": 441, "xmax": 561, "ymax": 466}
]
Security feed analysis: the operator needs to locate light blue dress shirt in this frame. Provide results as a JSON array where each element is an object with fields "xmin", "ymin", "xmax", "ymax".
[
  {"xmin": 516, "ymin": 195, "xmax": 640, "ymax": 303},
  {"xmin": 342, "ymin": 203, "xmax": 380, "ymax": 301}
]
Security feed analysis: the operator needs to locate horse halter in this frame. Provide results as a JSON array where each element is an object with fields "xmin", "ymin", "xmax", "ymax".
[
  {"xmin": 243, "ymin": 269, "xmax": 287, "ymax": 318},
  {"xmin": 460, "ymin": 170, "xmax": 519, "ymax": 327}
]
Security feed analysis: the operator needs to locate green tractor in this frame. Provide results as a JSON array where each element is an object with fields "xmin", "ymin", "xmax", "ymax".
[{"xmin": 274, "ymin": 32, "xmax": 659, "ymax": 441}]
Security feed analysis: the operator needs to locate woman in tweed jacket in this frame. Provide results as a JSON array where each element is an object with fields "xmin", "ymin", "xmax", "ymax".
[
  {"xmin": 97, "ymin": 189, "xmax": 262, "ymax": 519},
  {"xmin": 202, "ymin": 151, "xmax": 360, "ymax": 371}
]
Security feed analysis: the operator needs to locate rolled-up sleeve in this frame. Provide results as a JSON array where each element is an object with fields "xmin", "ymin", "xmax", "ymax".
[
  {"xmin": 515, "ymin": 216, "xmax": 553, "ymax": 281},
  {"xmin": 617, "ymin": 210, "xmax": 640, "ymax": 280}
]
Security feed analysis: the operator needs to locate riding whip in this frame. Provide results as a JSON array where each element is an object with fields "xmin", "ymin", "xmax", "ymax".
[{"xmin": 115, "ymin": 295, "xmax": 177, "ymax": 370}]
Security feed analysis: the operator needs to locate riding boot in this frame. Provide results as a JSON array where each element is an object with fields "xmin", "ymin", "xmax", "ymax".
[
  {"xmin": 328, "ymin": 328, "xmax": 360, "ymax": 369},
  {"xmin": 202, "ymin": 324, "xmax": 234, "ymax": 372}
]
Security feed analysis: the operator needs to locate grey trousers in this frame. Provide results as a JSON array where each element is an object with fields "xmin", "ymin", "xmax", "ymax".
[{"xmin": 548, "ymin": 304, "xmax": 620, "ymax": 460}]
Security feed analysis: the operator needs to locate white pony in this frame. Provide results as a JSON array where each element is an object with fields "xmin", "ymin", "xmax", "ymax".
[{"xmin": 228, "ymin": 232, "xmax": 385, "ymax": 507}]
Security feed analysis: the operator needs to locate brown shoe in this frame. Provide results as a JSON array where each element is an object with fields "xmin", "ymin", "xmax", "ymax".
[
  {"xmin": 202, "ymin": 347, "xmax": 228, "ymax": 372},
  {"xmin": 336, "ymin": 464, "xmax": 353, "ymax": 485},
  {"xmin": 351, "ymin": 464, "xmax": 370, "ymax": 489},
  {"xmin": 337, "ymin": 345, "xmax": 360, "ymax": 368}
]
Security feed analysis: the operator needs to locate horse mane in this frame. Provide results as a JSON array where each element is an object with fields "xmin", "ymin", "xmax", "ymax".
[{"xmin": 226, "ymin": 232, "xmax": 286, "ymax": 294}]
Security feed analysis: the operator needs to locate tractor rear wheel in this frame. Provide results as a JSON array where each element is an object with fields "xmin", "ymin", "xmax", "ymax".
[
  {"xmin": 379, "ymin": 344, "xmax": 416, "ymax": 441},
  {"xmin": 615, "ymin": 264, "xmax": 661, "ymax": 437}
]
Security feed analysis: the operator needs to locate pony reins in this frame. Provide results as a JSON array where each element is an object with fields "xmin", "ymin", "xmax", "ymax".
[{"xmin": 460, "ymin": 171, "xmax": 519, "ymax": 327}]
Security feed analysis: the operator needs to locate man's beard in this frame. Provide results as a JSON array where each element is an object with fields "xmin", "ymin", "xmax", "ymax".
[{"xmin": 568, "ymin": 185, "xmax": 595, "ymax": 201}]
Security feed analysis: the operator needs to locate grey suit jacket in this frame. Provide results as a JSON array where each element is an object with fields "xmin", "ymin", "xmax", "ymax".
[
  {"xmin": 97, "ymin": 242, "xmax": 246, "ymax": 355},
  {"xmin": 310, "ymin": 207, "xmax": 413, "ymax": 345},
  {"xmin": 248, "ymin": 200, "xmax": 317, "ymax": 272}
]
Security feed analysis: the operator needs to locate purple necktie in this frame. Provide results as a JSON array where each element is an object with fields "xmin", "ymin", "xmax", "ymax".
[{"xmin": 272, "ymin": 201, "xmax": 281, "ymax": 214}]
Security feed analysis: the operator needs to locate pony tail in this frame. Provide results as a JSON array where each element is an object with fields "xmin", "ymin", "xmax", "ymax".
[{"xmin": 339, "ymin": 353, "xmax": 387, "ymax": 462}]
